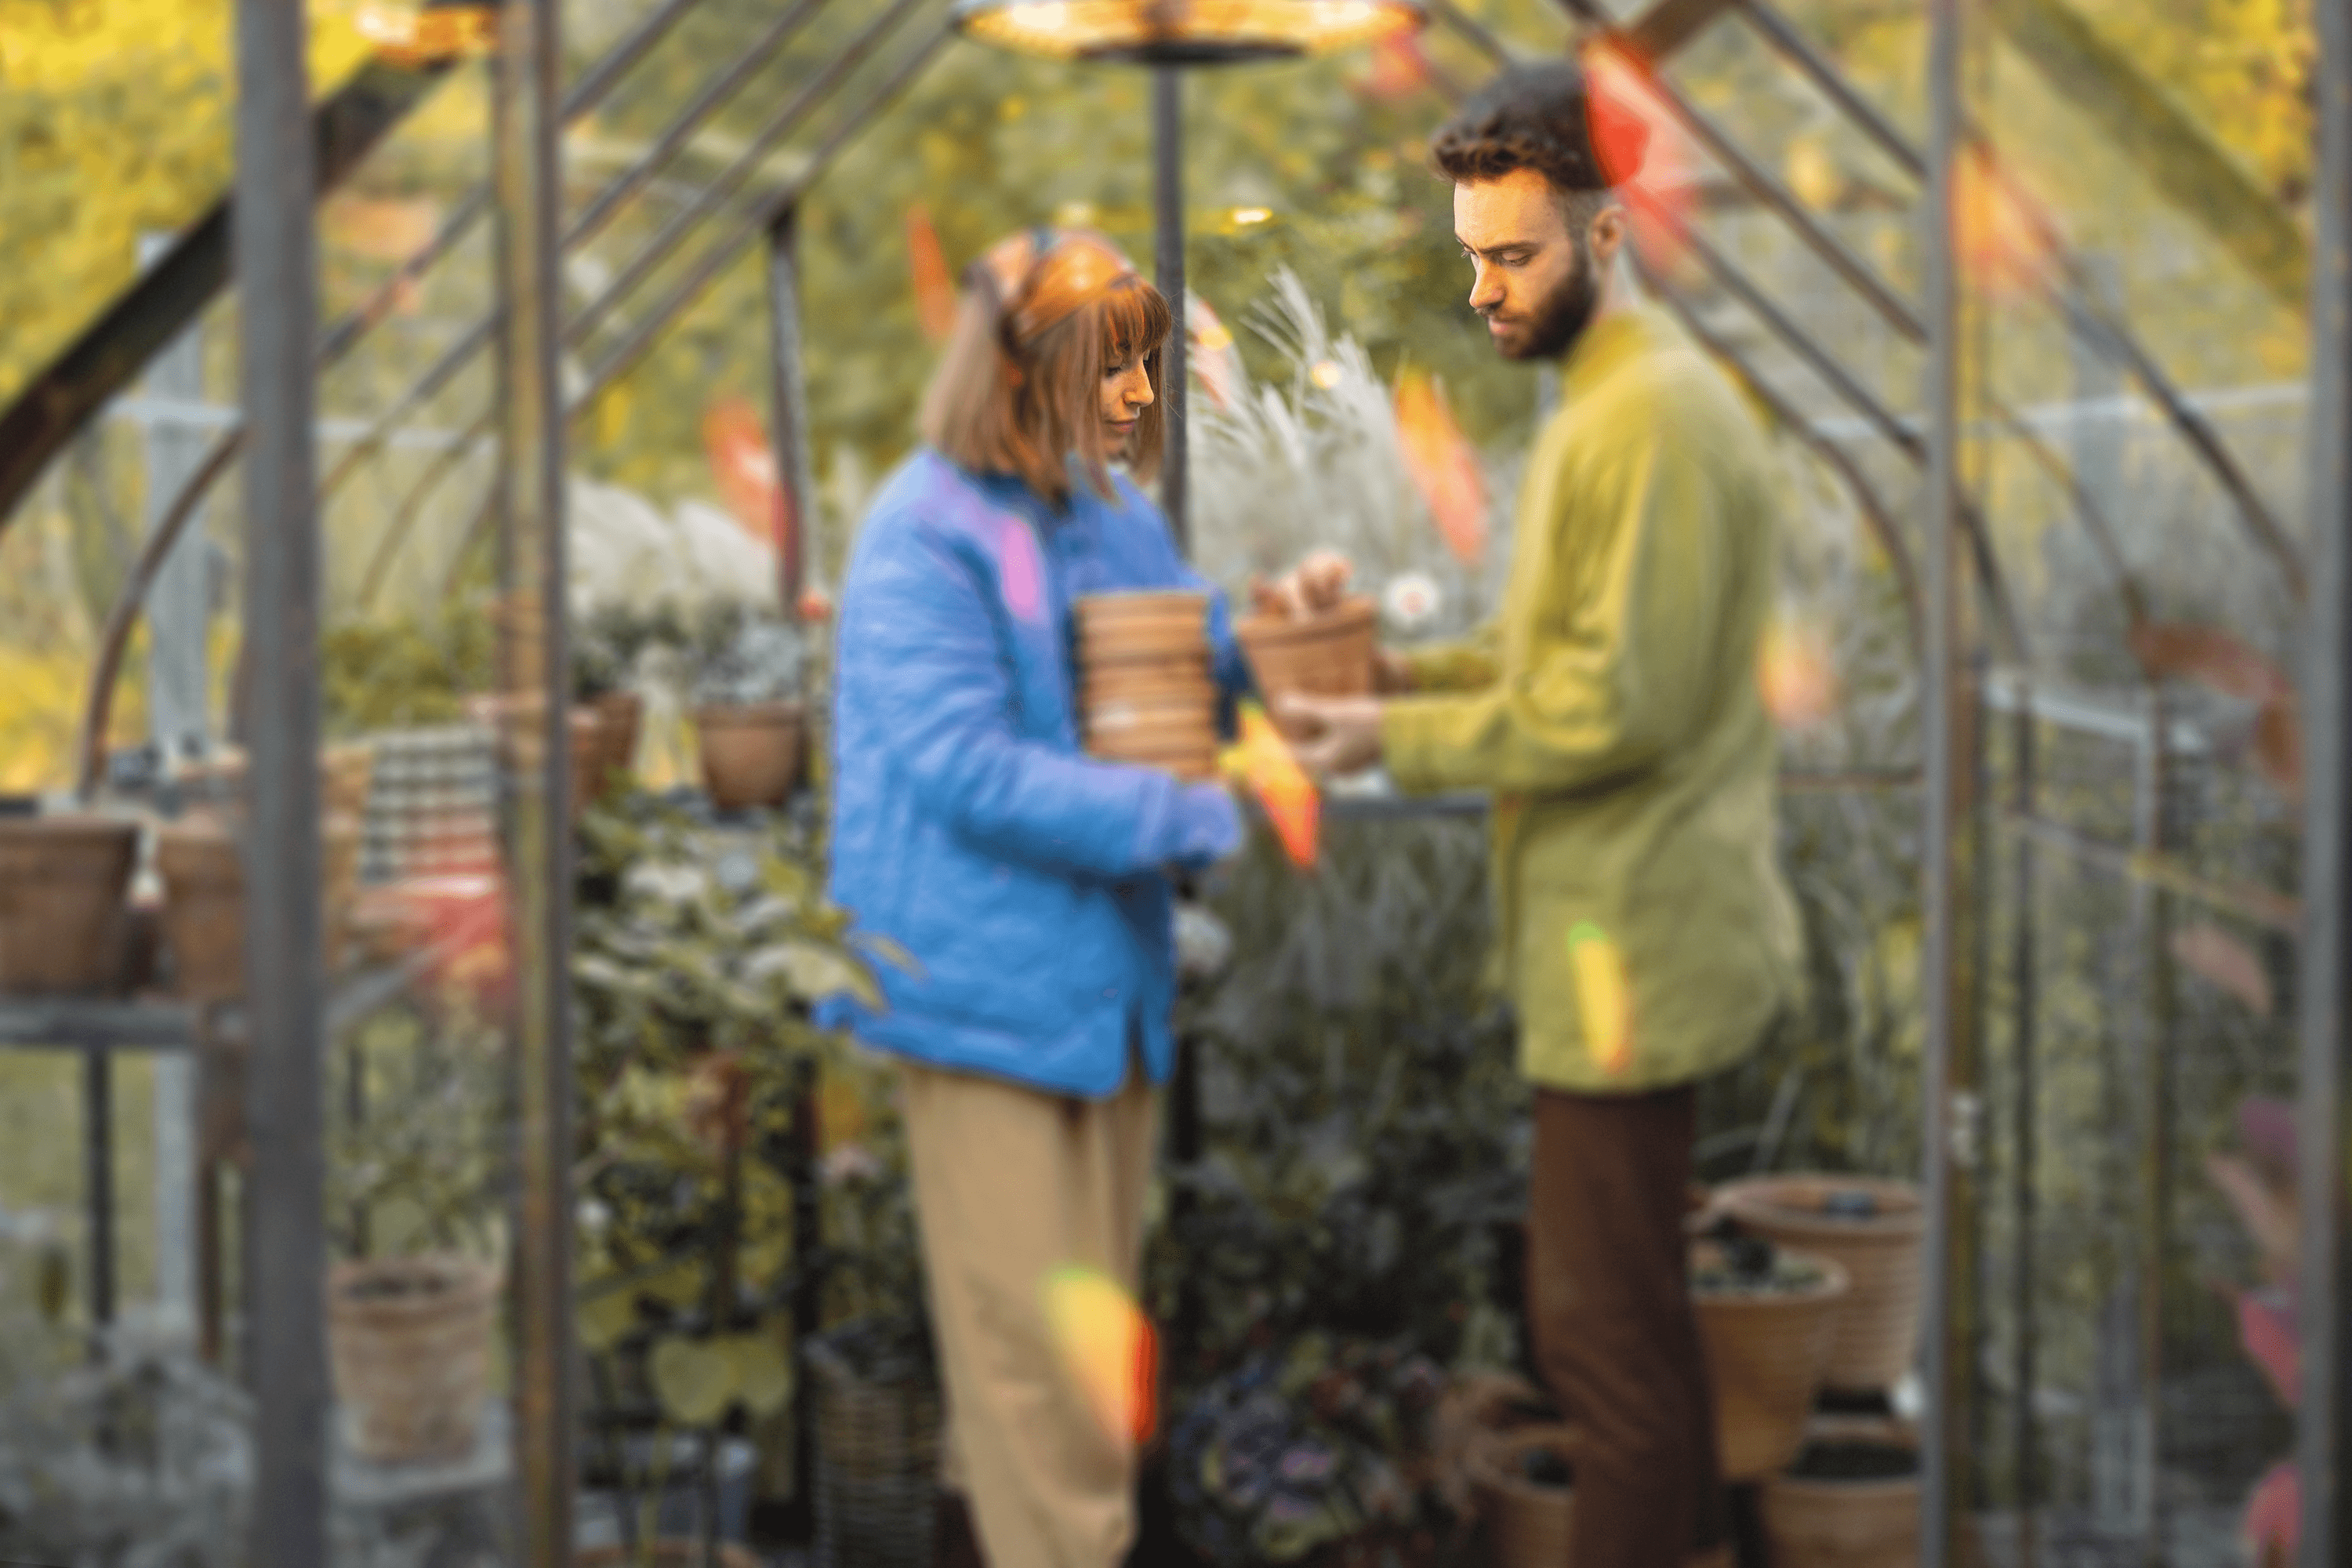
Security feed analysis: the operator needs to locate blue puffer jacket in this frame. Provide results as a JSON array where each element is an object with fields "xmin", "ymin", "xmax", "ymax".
[{"xmin": 821, "ymin": 448, "xmax": 1250, "ymax": 1098}]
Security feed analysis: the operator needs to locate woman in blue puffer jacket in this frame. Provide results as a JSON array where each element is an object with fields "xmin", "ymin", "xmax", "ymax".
[{"xmin": 824, "ymin": 227, "xmax": 1247, "ymax": 1568}]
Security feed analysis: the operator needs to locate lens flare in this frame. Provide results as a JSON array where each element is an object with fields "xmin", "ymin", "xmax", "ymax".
[
  {"xmin": 1583, "ymin": 45, "xmax": 1696, "ymax": 278},
  {"xmin": 1952, "ymin": 147, "xmax": 2054, "ymax": 299},
  {"xmin": 906, "ymin": 203, "xmax": 957, "ymax": 343},
  {"xmin": 1757, "ymin": 618, "xmax": 1838, "ymax": 729},
  {"xmin": 1567, "ymin": 921, "xmax": 1632, "ymax": 1076},
  {"xmin": 1221, "ymin": 702, "xmax": 1319, "ymax": 869},
  {"xmin": 1042, "ymin": 1265, "xmax": 1157, "ymax": 1444},
  {"xmin": 1392, "ymin": 371, "xmax": 1485, "ymax": 566},
  {"xmin": 702, "ymin": 397, "xmax": 792, "ymax": 554}
]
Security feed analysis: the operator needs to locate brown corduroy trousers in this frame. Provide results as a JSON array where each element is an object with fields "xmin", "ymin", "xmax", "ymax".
[{"xmin": 1527, "ymin": 1084, "xmax": 1726, "ymax": 1567}]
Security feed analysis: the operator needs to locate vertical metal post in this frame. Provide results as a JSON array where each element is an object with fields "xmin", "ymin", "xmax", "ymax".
[
  {"xmin": 2008, "ymin": 696, "xmax": 2038, "ymax": 1568},
  {"xmin": 767, "ymin": 209, "xmax": 815, "ymax": 615},
  {"xmin": 1152, "ymin": 67, "xmax": 1189, "ymax": 556},
  {"xmin": 2297, "ymin": 0, "xmax": 2352, "ymax": 1555},
  {"xmin": 231, "ymin": 0, "xmax": 327, "ymax": 1560},
  {"xmin": 83, "ymin": 1050, "xmax": 114, "ymax": 1338},
  {"xmin": 1921, "ymin": 0, "xmax": 1970, "ymax": 1561},
  {"xmin": 495, "ymin": 0, "xmax": 577, "ymax": 1562},
  {"xmin": 2129, "ymin": 697, "xmax": 2173, "ymax": 1562}
]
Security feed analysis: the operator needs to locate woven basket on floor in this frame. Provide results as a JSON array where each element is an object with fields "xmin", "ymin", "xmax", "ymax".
[
  {"xmin": 809, "ymin": 1338, "xmax": 941, "ymax": 1568},
  {"xmin": 1468, "ymin": 1424, "xmax": 1579, "ymax": 1568}
]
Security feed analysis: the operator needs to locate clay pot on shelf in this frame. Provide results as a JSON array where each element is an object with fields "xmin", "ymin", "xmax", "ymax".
[
  {"xmin": 1690, "ymin": 1239, "xmax": 1849, "ymax": 1482},
  {"xmin": 156, "ymin": 811, "xmax": 364, "ymax": 1001},
  {"xmin": 1468, "ymin": 1424, "xmax": 1579, "ymax": 1568},
  {"xmin": 694, "ymin": 701, "xmax": 805, "ymax": 811},
  {"xmin": 0, "ymin": 815, "xmax": 139, "ymax": 996},
  {"xmin": 1075, "ymin": 590, "xmax": 1218, "ymax": 781},
  {"xmin": 464, "ymin": 695, "xmax": 606, "ymax": 822},
  {"xmin": 1761, "ymin": 1415, "xmax": 1921, "ymax": 1568},
  {"xmin": 1236, "ymin": 595, "xmax": 1376, "ymax": 739},
  {"xmin": 589, "ymin": 688, "xmax": 643, "ymax": 798},
  {"xmin": 328, "ymin": 1253, "xmax": 499, "ymax": 1465},
  {"xmin": 1713, "ymin": 1174, "xmax": 1925, "ymax": 1395}
]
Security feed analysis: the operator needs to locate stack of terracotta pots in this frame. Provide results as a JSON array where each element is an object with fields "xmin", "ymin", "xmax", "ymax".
[
  {"xmin": 0, "ymin": 814, "xmax": 140, "ymax": 995},
  {"xmin": 1236, "ymin": 594, "xmax": 1377, "ymax": 739},
  {"xmin": 1713, "ymin": 1174, "xmax": 1926, "ymax": 1398},
  {"xmin": 1075, "ymin": 591, "xmax": 1218, "ymax": 780}
]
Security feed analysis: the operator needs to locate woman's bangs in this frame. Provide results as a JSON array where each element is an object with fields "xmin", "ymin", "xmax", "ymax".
[{"xmin": 1094, "ymin": 277, "xmax": 1173, "ymax": 366}]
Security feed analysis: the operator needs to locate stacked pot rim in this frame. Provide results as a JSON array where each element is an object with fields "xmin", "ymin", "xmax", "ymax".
[{"xmin": 1711, "ymin": 1173, "xmax": 1926, "ymax": 1396}]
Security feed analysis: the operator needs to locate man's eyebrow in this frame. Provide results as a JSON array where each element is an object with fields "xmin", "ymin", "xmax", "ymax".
[{"xmin": 1457, "ymin": 238, "xmax": 1539, "ymax": 257}]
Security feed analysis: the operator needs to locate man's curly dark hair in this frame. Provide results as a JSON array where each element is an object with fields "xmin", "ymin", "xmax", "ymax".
[{"xmin": 1430, "ymin": 60, "xmax": 1644, "ymax": 194}]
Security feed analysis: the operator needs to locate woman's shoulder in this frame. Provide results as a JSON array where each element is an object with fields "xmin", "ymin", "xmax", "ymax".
[{"xmin": 860, "ymin": 450, "xmax": 1016, "ymax": 546}]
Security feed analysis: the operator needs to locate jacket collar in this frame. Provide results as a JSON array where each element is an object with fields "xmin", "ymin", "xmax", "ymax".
[{"xmin": 1558, "ymin": 304, "xmax": 1671, "ymax": 407}]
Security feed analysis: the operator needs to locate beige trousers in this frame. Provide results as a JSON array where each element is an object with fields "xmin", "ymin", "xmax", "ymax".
[{"xmin": 898, "ymin": 1061, "xmax": 1159, "ymax": 1568}]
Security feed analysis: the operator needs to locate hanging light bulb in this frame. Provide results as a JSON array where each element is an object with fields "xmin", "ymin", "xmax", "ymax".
[{"xmin": 953, "ymin": 0, "xmax": 1426, "ymax": 66}]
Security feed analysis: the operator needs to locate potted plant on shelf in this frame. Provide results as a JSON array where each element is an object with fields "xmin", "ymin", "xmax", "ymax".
[
  {"xmin": 686, "ymin": 604, "xmax": 808, "ymax": 811},
  {"xmin": 576, "ymin": 603, "xmax": 675, "ymax": 801},
  {"xmin": 0, "ymin": 809, "xmax": 138, "ymax": 996},
  {"xmin": 1760, "ymin": 1415, "xmax": 1920, "ymax": 1568}
]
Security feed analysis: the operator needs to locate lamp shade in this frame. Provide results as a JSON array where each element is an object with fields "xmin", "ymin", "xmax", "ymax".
[{"xmin": 953, "ymin": 0, "xmax": 1427, "ymax": 66}]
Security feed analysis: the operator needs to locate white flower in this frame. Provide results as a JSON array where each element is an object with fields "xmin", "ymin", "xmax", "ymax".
[
  {"xmin": 822, "ymin": 1143, "xmax": 884, "ymax": 1186},
  {"xmin": 1381, "ymin": 572, "xmax": 1442, "ymax": 634}
]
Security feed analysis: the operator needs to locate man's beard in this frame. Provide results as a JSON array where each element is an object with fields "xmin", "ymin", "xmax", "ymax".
[{"xmin": 1496, "ymin": 240, "xmax": 1600, "ymax": 362}]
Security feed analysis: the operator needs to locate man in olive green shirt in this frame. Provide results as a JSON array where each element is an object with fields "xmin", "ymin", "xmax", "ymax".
[{"xmin": 1286, "ymin": 62, "xmax": 1800, "ymax": 1568}]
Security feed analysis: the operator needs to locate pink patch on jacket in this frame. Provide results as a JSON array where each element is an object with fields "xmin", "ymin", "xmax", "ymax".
[{"xmin": 999, "ymin": 515, "xmax": 1045, "ymax": 625}]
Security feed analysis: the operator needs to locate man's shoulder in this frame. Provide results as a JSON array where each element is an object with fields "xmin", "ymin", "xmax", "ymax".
[{"xmin": 1560, "ymin": 318, "xmax": 1766, "ymax": 463}]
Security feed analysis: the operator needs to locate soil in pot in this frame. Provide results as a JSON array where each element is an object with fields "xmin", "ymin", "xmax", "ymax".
[
  {"xmin": 695, "ymin": 701, "xmax": 805, "ymax": 811},
  {"xmin": 1236, "ymin": 596, "xmax": 1377, "ymax": 739},
  {"xmin": 1762, "ymin": 1418, "xmax": 1920, "ymax": 1568},
  {"xmin": 328, "ymin": 1254, "xmax": 499, "ymax": 1465},
  {"xmin": 1690, "ymin": 1232, "xmax": 1849, "ymax": 1483},
  {"xmin": 0, "ymin": 815, "xmax": 138, "ymax": 996},
  {"xmin": 1714, "ymin": 1175, "xmax": 1924, "ymax": 1395}
]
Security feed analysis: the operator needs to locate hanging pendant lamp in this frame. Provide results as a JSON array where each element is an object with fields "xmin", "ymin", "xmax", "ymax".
[{"xmin": 952, "ymin": 0, "xmax": 1427, "ymax": 66}]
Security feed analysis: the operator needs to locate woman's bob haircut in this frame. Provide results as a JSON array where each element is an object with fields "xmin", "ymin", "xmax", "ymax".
[{"xmin": 920, "ymin": 228, "xmax": 1172, "ymax": 505}]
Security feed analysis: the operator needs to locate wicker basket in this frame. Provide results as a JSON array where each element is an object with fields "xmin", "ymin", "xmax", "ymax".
[
  {"xmin": 0, "ymin": 815, "xmax": 136, "ymax": 996},
  {"xmin": 1713, "ymin": 1175, "xmax": 1924, "ymax": 1395},
  {"xmin": 1760, "ymin": 1416, "xmax": 1920, "ymax": 1568},
  {"xmin": 1468, "ymin": 1424, "xmax": 1579, "ymax": 1568},
  {"xmin": 809, "ymin": 1338, "xmax": 941, "ymax": 1568},
  {"xmin": 1692, "ymin": 1245, "xmax": 1849, "ymax": 1481},
  {"xmin": 1236, "ymin": 596, "xmax": 1377, "ymax": 738}
]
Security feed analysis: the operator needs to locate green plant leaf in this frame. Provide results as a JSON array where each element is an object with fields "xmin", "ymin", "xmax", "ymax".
[
  {"xmin": 651, "ymin": 1337, "xmax": 738, "ymax": 1426},
  {"xmin": 720, "ymin": 1331, "xmax": 795, "ymax": 1418}
]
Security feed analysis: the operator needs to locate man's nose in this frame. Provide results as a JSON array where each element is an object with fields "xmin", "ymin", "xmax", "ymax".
[{"xmin": 1468, "ymin": 263, "xmax": 1504, "ymax": 312}]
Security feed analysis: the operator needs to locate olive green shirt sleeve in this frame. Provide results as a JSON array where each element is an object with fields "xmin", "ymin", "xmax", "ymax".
[
  {"xmin": 1399, "ymin": 622, "xmax": 1501, "ymax": 694},
  {"xmin": 1381, "ymin": 430, "xmax": 1733, "ymax": 796}
]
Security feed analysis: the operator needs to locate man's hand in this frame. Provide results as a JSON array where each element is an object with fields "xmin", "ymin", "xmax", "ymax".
[{"xmin": 1276, "ymin": 693, "xmax": 1385, "ymax": 779}]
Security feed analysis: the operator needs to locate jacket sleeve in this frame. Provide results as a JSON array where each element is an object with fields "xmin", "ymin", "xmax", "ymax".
[
  {"xmin": 1401, "ymin": 622, "xmax": 1502, "ymax": 694},
  {"xmin": 1381, "ymin": 432, "xmax": 1733, "ymax": 796},
  {"xmin": 839, "ymin": 513, "xmax": 1239, "ymax": 877}
]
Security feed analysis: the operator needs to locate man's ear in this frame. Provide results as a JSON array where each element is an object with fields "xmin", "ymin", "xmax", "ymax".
[{"xmin": 1588, "ymin": 202, "xmax": 1628, "ymax": 266}]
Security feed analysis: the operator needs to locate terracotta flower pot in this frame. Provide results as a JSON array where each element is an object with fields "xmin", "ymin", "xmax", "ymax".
[
  {"xmin": 695, "ymin": 701, "xmax": 805, "ymax": 811},
  {"xmin": 0, "ymin": 815, "xmax": 138, "ymax": 995},
  {"xmin": 1714, "ymin": 1174, "xmax": 1924, "ymax": 1394},
  {"xmin": 1468, "ymin": 1424, "xmax": 1579, "ymax": 1568},
  {"xmin": 1761, "ymin": 1416, "xmax": 1920, "ymax": 1568},
  {"xmin": 590, "ymin": 689, "xmax": 643, "ymax": 797},
  {"xmin": 157, "ymin": 811, "xmax": 364, "ymax": 1001},
  {"xmin": 1076, "ymin": 591, "xmax": 1218, "ymax": 780},
  {"xmin": 1691, "ymin": 1242, "xmax": 1849, "ymax": 1482},
  {"xmin": 1237, "ymin": 595, "xmax": 1377, "ymax": 739},
  {"xmin": 328, "ymin": 1253, "xmax": 499, "ymax": 1465}
]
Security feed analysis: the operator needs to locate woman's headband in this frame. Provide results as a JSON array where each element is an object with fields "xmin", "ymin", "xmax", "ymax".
[{"xmin": 967, "ymin": 228, "xmax": 1142, "ymax": 349}]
